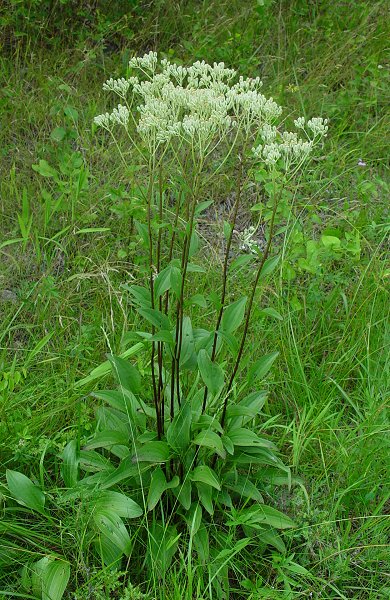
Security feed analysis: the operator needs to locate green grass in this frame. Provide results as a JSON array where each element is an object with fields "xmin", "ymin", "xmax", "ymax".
[{"xmin": 1, "ymin": 0, "xmax": 389, "ymax": 598}]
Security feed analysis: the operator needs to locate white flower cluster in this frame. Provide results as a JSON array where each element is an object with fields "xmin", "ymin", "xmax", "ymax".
[
  {"xmin": 252, "ymin": 115, "xmax": 327, "ymax": 168},
  {"xmin": 93, "ymin": 104, "xmax": 129, "ymax": 129},
  {"xmin": 294, "ymin": 116, "xmax": 329, "ymax": 138},
  {"xmin": 94, "ymin": 53, "xmax": 328, "ymax": 167},
  {"xmin": 236, "ymin": 225, "xmax": 260, "ymax": 254},
  {"xmin": 128, "ymin": 51, "xmax": 158, "ymax": 73},
  {"xmin": 103, "ymin": 77, "xmax": 130, "ymax": 97}
]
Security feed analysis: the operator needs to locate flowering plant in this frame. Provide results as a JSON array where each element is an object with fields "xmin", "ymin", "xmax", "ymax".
[{"xmin": 75, "ymin": 53, "xmax": 329, "ymax": 592}]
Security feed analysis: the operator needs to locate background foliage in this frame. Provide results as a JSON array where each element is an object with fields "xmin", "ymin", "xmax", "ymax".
[{"xmin": 0, "ymin": 0, "xmax": 389, "ymax": 598}]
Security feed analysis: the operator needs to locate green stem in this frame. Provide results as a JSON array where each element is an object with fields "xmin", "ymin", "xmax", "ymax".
[{"xmin": 220, "ymin": 178, "xmax": 281, "ymax": 429}]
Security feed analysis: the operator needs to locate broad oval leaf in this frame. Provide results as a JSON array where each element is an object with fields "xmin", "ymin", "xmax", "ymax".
[
  {"xmin": 93, "ymin": 510, "xmax": 132, "ymax": 555},
  {"xmin": 6, "ymin": 470, "xmax": 46, "ymax": 515},
  {"xmin": 228, "ymin": 504, "xmax": 296, "ymax": 530},
  {"xmin": 227, "ymin": 428, "xmax": 277, "ymax": 450},
  {"xmin": 138, "ymin": 307, "xmax": 171, "ymax": 330},
  {"xmin": 190, "ymin": 466, "xmax": 221, "ymax": 490},
  {"xmin": 147, "ymin": 468, "xmax": 167, "ymax": 511},
  {"xmin": 42, "ymin": 560, "xmax": 70, "ymax": 600},
  {"xmin": 172, "ymin": 478, "xmax": 192, "ymax": 510},
  {"xmin": 60, "ymin": 440, "xmax": 79, "ymax": 488},
  {"xmin": 167, "ymin": 400, "xmax": 192, "ymax": 455},
  {"xmin": 133, "ymin": 441, "xmax": 170, "ymax": 463},
  {"xmin": 84, "ymin": 430, "xmax": 129, "ymax": 451},
  {"xmin": 196, "ymin": 481, "xmax": 214, "ymax": 515},
  {"xmin": 94, "ymin": 491, "xmax": 143, "ymax": 519},
  {"xmin": 259, "ymin": 254, "xmax": 280, "ymax": 280},
  {"xmin": 193, "ymin": 430, "xmax": 225, "ymax": 458},
  {"xmin": 221, "ymin": 297, "xmax": 247, "ymax": 334},
  {"xmin": 197, "ymin": 349, "xmax": 224, "ymax": 397},
  {"xmin": 107, "ymin": 355, "xmax": 141, "ymax": 395}
]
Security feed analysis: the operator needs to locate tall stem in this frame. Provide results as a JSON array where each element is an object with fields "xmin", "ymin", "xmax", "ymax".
[
  {"xmin": 146, "ymin": 154, "xmax": 162, "ymax": 438},
  {"xmin": 202, "ymin": 148, "xmax": 247, "ymax": 413},
  {"xmin": 170, "ymin": 164, "xmax": 202, "ymax": 417},
  {"xmin": 156, "ymin": 165, "xmax": 164, "ymax": 428},
  {"xmin": 220, "ymin": 180, "xmax": 281, "ymax": 429}
]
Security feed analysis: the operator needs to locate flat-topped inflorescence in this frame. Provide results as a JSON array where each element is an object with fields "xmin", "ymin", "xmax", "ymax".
[{"xmin": 94, "ymin": 52, "xmax": 328, "ymax": 171}]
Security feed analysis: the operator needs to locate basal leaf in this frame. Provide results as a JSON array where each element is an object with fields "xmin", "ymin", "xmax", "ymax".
[
  {"xmin": 193, "ymin": 430, "xmax": 225, "ymax": 458},
  {"xmin": 94, "ymin": 491, "xmax": 143, "ymax": 519},
  {"xmin": 133, "ymin": 441, "xmax": 170, "ymax": 463},
  {"xmin": 93, "ymin": 510, "xmax": 132, "ymax": 555},
  {"xmin": 6, "ymin": 470, "xmax": 46, "ymax": 515},
  {"xmin": 190, "ymin": 466, "xmax": 221, "ymax": 490},
  {"xmin": 147, "ymin": 468, "xmax": 167, "ymax": 511},
  {"xmin": 60, "ymin": 440, "xmax": 79, "ymax": 488},
  {"xmin": 166, "ymin": 399, "xmax": 192, "ymax": 455},
  {"xmin": 84, "ymin": 430, "xmax": 129, "ymax": 450},
  {"xmin": 197, "ymin": 349, "xmax": 224, "ymax": 397},
  {"xmin": 42, "ymin": 560, "xmax": 70, "ymax": 600},
  {"xmin": 107, "ymin": 355, "xmax": 141, "ymax": 395}
]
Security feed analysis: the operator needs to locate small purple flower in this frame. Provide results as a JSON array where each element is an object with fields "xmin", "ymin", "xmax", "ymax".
[{"xmin": 358, "ymin": 158, "xmax": 367, "ymax": 167}]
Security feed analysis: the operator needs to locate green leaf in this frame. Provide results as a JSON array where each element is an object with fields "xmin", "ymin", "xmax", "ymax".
[
  {"xmin": 229, "ymin": 504, "xmax": 296, "ymax": 530},
  {"xmin": 84, "ymin": 430, "xmax": 129, "ymax": 450},
  {"xmin": 187, "ymin": 262, "xmax": 206, "ymax": 273},
  {"xmin": 50, "ymin": 127, "xmax": 67, "ymax": 142},
  {"xmin": 60, "ymin": 440, "xmax": 79, "ymax": 488},
  {"xmin": 230, "ymin": 254, "xmax": 254, "ymax": 271},
  {"xmin": 75, "ymin": 342, "xmax": 145, "ymax": 388},
  {"xmin": 179, "ymin": 316, "xmax": 196, "ymax": 368},
  {"xmin": 96, "ymin": 533, "xmax": 123, "ymax": 567},
  {"xmin": 79, "ymin": 450, "xmax": 114, "ymax": 473},
  {"xmin": 195, "ymin": 200, "xmax": 213, "ymax": 216},
  {"xmin": 197, "ymin": 349, "xmax": 224, "ymax": 397},
  {"xmin": 64, "ymin": 105, "xmax": 78, "ymax": 121},
  {"xmin": 154, "ymin": 265, "xmax": 173, "ymax": 298},
  {"xmin": 6, "ymin": 470, "xmax": 46, "ymax": 515},
  {"xmin": 227, "ymin": 428, "xmax": 276, "ymax": 450},
  {"xmin": 189, "ymin": 229, "xmax": 200, "ymax": 258},
  {"xmin": 193, "ymin": 525, "xmax": 209, "ymax": 564},
  {"xmin": 147, "ymin": 468, "xmax": 167, "ymax": 511},
  {"xmin": 184, "ymin": 503, "xmax": 203, "ymax": 536},
  {"xmin": 125, "ymin": 284, "xmax": 152, "ymax": 308},
  {"xmin": 133, "ymin": 441, "xmax": 170, "ymax": 463},
  {"xmin": 76, "ymin": 227, "xmax": 111, "ymax": 234},
  {"xmin": 172, "ymin": 479, "xmax": 192, "ymax": 510},
  {"xmin": 228, "ymin": 390, "xmax": 267, "ymax": 427},
  {"xmin": 193, "ymin": 430, "xmax": 225, "ymax": 458},
  {"xmin": 248, "ymin": 351, "xmax": 279, "ymax": 384},
  {"xmin": 259, "ymin": 255, "xmax": 280, "ymax": 279},
  {"xmin": 190, "ymin": 466, "xmax": 221, "ymax": 490},
  {"xmin": 138, "ymin": 307, "xmax": 171, "ymax": 330},
  {"xmin": 259, "ymin": 307, "xmax": 283, "ymax": 321},
  {"xmin": 42, "ymin": 560, "xmax": 70, "ymax": 600},
  {"xmin": 107, "ymin": 355, "xmax": 141, "ymax": 395},
  {"xmin": 221, "ymin": 297, "xmax": 247, "ymax": 334},
  {"xmin": 188, "ymin": 294, "xmax": 207, "ymax": 308},
  {"xmin": 93, "ymin": 510, "xmax": 131, "ymax": 555},
  {"xmin": 196, "ymin": 481, "xmax": 214, "ymax": 515},
  {"xmin": 146, "ymin": 522, "xmax": 179, "ymax": 576},
  {"xmin": 223, "ymin": 474, "xmax": 263, "ymax": 502},
  {"xmin": 167, "ymin": 399, "xmax": 192, "ymax": 455},
  {"xmin": 256, "ymin": 527, "xmax": 286, "ymax": 553},
  {"xmin": 32, "ymin": 159, "xmax": 58, "ymax": 178},
  {"xmin": 147, "ymin": 469, "xmax": 179, "ymax": 511},
  {"xmin": 94, "ymin": 491, "xmax": 143, "ymax": 519}
]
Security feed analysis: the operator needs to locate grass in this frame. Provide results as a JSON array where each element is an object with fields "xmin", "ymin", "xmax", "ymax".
[{"xmin": 0, "ymin": 0, "xmax": 389, "ymax": 598}]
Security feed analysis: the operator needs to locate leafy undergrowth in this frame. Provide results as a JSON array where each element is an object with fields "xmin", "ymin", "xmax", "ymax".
[{"xmin": 0, "ymin": 0, "xmax": 389, "ymax": 598}]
